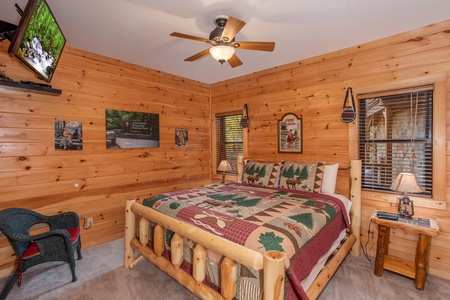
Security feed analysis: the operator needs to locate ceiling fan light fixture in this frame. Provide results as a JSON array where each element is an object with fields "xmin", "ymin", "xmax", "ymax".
[{"xmin": 209, "ymin": 45, "xmax": 235, "ymax": 64}]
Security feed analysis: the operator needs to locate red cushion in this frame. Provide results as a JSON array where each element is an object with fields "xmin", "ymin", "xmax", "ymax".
[{"xmin": 21, "ymin": 227, "xmax": 80, "ymax": 259}]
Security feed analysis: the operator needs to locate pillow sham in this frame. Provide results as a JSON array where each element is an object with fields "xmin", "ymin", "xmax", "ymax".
[
  {"xmin": 278, "ymin": 161, "xmax": 325, "ymax": 192},
  {"xmin": 321, "ymin": 163, "xmax": 339, "ymax": 194},
  {"xmin": 242, "ymin": 160, "xmax": 281, "ymax": 187}
]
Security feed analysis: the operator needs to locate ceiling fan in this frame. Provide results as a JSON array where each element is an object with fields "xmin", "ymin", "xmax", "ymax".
[{"xmin": 170, "ymin": 15, "xmax": 275, "ymax": 68}]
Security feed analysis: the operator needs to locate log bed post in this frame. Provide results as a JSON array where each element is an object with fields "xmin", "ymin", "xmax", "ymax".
[
  {"xmin": 350, "ymin": 159, "xmax": 361, "ymax": 256},
  {"xmin": 124, "ymin": 199, "xmax": 136, "ymax": 268},
  {"xmin": 263, "ymin": 250, "xmax": 285, "ymax": 300}
]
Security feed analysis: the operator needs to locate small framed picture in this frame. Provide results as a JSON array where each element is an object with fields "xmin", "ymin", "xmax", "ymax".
[
  {"xmin": 54, "ymin": 120, "xmax": 82, "ymax": 151},
  {"xmin": 175, "ymin": 128, "xmax": 188, "ymax": 148},
  {"xmin": 278, "ymin": 113, "xmax": 302, "ymax": 153}
]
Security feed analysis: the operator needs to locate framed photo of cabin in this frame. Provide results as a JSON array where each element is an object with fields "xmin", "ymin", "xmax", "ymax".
[{"xmin": 278, "ymin": 113, "xmax": 302, "ymax": 153}]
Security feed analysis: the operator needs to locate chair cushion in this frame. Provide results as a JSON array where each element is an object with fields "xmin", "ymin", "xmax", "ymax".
[{"xmin": 21, "ymin": 227, "xmax": 80, "ymax": 259}]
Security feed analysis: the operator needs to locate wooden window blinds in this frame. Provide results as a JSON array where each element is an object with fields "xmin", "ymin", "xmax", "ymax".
[
  {"xmin": 215, "ymin": 113, "xmax": 243, "ymax": 173},
  {"xmin": 358, "ymin": 86, "xmax": 433, "ymax": 196}
]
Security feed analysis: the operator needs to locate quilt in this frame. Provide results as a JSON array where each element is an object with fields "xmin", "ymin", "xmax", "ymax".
[{"xmin": 142, "ymin": 182, "xmax": 350, "ymax": 299}]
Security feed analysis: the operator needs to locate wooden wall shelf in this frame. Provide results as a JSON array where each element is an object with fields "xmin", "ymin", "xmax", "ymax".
[{"xmin": 0, "ymin": 80, "xmax": 62, "ymax": 95}]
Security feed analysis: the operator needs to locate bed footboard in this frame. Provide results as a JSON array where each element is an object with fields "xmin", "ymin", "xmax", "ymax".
[{"xmin": 125, "ymin": 200, "xmax": 285, "ymax": 300}]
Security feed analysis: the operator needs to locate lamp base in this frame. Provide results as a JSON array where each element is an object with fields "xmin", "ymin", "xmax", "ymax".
[
  {"xmin": 398, "ymin": 195, "xmax": 414, "ymax": 219},
  {"xmin": 221, "ymin": 172, "xmax": 226, "ymax": 184},
  {"xmin": 399, "ymin": 212, "xmax": 413, "ymax": 219}
]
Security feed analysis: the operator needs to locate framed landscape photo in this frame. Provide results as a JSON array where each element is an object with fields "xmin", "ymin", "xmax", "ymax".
[
  {"xmin": 105, "ymin": 109, "xmax": 159, "ymax": 149},
  {"xmin": 278, "ymin": 113, "xmax": 302, "ymax": 153}
]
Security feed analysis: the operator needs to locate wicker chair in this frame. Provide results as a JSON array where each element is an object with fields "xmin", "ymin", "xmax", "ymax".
[{"xmin": 0, "ymin": 208, "xmax": 82, "ymax": 299}]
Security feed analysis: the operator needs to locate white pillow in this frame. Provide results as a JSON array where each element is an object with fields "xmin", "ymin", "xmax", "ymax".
[{"xmin": 321, "ymin": 163, "xmax": 339, "ymax": 194}]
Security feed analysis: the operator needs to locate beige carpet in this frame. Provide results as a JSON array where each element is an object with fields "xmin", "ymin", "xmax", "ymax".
[{"xmin": 1, "ymin": 238, "xmax": 449, "ymax": 300}]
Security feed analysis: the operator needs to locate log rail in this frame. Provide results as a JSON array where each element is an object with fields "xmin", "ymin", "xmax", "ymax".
[{"xmin": 124, "ymin": 200, "xmax": 285, "ymax": 300}]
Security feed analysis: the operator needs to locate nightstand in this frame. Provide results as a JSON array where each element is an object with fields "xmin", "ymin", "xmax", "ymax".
[{"xmin": 370, "ymin": 211, "xmax": 439, "ymax": 290}]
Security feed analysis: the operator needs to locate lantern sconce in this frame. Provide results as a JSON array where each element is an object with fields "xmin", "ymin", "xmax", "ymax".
[{"xmin": 240, "ymin": 104, "xmax": 249, "ymax": 128}]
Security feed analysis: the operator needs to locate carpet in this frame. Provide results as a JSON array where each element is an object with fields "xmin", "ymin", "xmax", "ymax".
[{"xmin": 1, "ymin": 238, "xmax": 449, "ymax": 300}]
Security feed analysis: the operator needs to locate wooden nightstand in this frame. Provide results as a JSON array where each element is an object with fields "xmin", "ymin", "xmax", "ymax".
[{"xmin": 370, "ymin": 211, "xmax": 439, "ymax": 290}]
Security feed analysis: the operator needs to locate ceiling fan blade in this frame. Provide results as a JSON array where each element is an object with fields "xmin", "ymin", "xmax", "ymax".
[
  {"xmin": 221, "ymin": 17, "xmax": 246, "ymax": 42},
  {"xmin": 170, "ymin": 32, "xmax": 210, "ymax": 43},
  {"xmin": 228, "ymin": 54, "xmax": 243, "ymax": 68},
  {"xmin": 184, "ymin": 49, "xmax": 210, "ymax": 61},
  {"xmin": 236, "ymin": 41, "xmax": 276, "ymax": 52}
]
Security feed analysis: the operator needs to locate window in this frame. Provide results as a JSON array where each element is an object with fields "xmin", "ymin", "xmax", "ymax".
[
  {"xmin": 358, "ymin": 86, "xmax": 433, "ymax": 196},
  {"xmin": 216, "ymin": 113, "xmax": 243, "ymax": 173}
]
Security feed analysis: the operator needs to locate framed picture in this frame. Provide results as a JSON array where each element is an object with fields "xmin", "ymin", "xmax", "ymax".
[
  {"xmin": 105, "ymin": 109, "xmax": 159, "ymax": 149},
  {"xmin": 54, "ymin": 120, "xmax": 82, "ymax": 150},
  {"xmin": 175, "ymin": 128, "xmax": 188, "ymax": 148},
  {"xmin": 278, "ymin": 113, "xmax": 302, "ymax": 153}
]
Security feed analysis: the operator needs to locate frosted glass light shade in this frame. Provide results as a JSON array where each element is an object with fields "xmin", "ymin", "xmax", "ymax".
[{"xmin": 209, "ymin": 45, "xmax": 235, "ymax": 63}]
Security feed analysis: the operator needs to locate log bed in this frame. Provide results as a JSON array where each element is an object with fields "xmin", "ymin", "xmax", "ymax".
[{"xmin": 124, "ymin": 159, "xmax": 361, "ymax": 300}]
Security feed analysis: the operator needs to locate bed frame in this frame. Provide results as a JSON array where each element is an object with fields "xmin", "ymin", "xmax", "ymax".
[{"xmin": 124, "ymin": 159, "xmax": 361, "ymax": 300}]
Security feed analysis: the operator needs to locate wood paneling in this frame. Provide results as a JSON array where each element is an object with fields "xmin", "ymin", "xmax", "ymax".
[
  {"xmin": 211, "ymin": 19, "xmax": 450, "ymax": 280},
  {"xmin": 2, "ymin": 19, "xmax": 450, "ymax": 284},
  {"xmin": 0, "ymin": 43, "xmax": 211, "ymax": 276}
]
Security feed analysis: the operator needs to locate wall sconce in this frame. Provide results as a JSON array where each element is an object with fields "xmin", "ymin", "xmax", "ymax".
[
  {"xmin": 240, "ymin": 104, "xmax": 249, "ymax": 128},
  {"xmin": 390, "ymin": 173, "xmax": 425, "ymax": 218},
  {"xmin": 217, "ymin": 160, "xmax": 232, "ymax": 184}
]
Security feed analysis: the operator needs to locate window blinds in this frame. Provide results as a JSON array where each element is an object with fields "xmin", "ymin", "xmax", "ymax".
[
  {"xmin": 215, "ymin": 113, "xmax": 243, "ymax": 173},
  {"xmin": 358, "ymin": 87, "xmax": 433, "ymax": 196}
]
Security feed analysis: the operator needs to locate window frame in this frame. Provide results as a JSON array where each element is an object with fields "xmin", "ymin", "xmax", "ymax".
[
  {"xmin": 214, "ymin": 111, "xmax": 244, "ymax": 175},
  {"xmin": 358, "ymin": 86, "xmax": 433, "ymax": 196},
  {"xmin": 350, "ymin": 78, "xmax": 446, "ymax": 210}
]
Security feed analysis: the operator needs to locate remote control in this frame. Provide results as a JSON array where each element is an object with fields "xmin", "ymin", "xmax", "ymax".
[{"xmin": 377, "ymin": 211, "xmax": 399, "ymax": 220}]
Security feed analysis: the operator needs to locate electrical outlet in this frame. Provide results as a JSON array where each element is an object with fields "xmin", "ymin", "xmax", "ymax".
[{"xmin": 87, "ymin": 217, "xmax": 93, "ymax": 228}]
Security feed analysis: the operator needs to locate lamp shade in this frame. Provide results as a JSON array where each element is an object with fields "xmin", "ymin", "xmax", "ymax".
[
  {"xmin": 217, "ymin": 160, "xmax": 232, "ymax": 172},
  {"xmin": 209, "ymin": 45, "xmax": 235, "ymax": 63},
  {"xmin": 390, "ymin": 173, "xmax": 425, "ymax": 193}
]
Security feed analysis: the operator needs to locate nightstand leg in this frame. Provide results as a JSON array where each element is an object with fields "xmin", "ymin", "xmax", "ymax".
[
  {"xmin": 374, "ymin": 225, "xmax": 390, "ymax": 276},
  {"xmin": 415, "ymin": 234, "xmax": 430, "ymax": 290}
]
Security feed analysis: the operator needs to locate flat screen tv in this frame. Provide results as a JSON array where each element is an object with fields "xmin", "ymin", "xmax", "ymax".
[{"xmin": 8, "ymin": 0, "xmax": 66, "ymax": 83}]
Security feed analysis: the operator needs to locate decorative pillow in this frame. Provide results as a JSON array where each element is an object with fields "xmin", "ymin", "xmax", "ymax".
[
  {"xmin": 242, "ymin": 160, "xmax": 281, "ymax": 187},
  {"xmin": 321, "ymin": 163, "xmax": 339, "ymax": 194},
  {"xmin": 278, "ymin": 161, "xmax": 325, "ymax": 192}
]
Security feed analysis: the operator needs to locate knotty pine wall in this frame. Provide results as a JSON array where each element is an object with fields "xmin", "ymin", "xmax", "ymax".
[
  {"xmin": 211, "ymin": 19, "xmax": 450, "ymax": 280},
  {"xmin": 0, "ymin": 42, "xmax": 211, "ymax": 276}
]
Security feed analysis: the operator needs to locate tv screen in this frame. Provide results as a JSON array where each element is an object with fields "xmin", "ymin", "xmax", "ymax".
[{"xmin": 8, "ymin": 0, "xmax": 66, "ymax": 83}]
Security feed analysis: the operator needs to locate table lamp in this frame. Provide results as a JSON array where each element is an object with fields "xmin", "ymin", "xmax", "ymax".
[
  {"xmin": 217, "ymin": 160, "xmax": 232, "ymax": 184},
  {"xmin": 390, "ymin": 172, "xmax": 425, "ymax": 218}
]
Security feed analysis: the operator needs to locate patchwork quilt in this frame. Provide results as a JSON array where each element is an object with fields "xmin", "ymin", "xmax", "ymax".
[{"xmin": 142, "ymin": 182, "xmax": 350, "ymax": 300}]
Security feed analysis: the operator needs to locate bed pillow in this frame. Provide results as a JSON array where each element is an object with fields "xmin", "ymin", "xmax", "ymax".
[
  {"xmin": 278, "ymin": 161, "xmax": 325, "ymax": 192},
  {"xmin": 242, "ymin": 160, "xmax": 281, "ymax": 187},
  {"xmin": 321, "ymin": 163, "xmax": 339, "ymax": 194}
]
